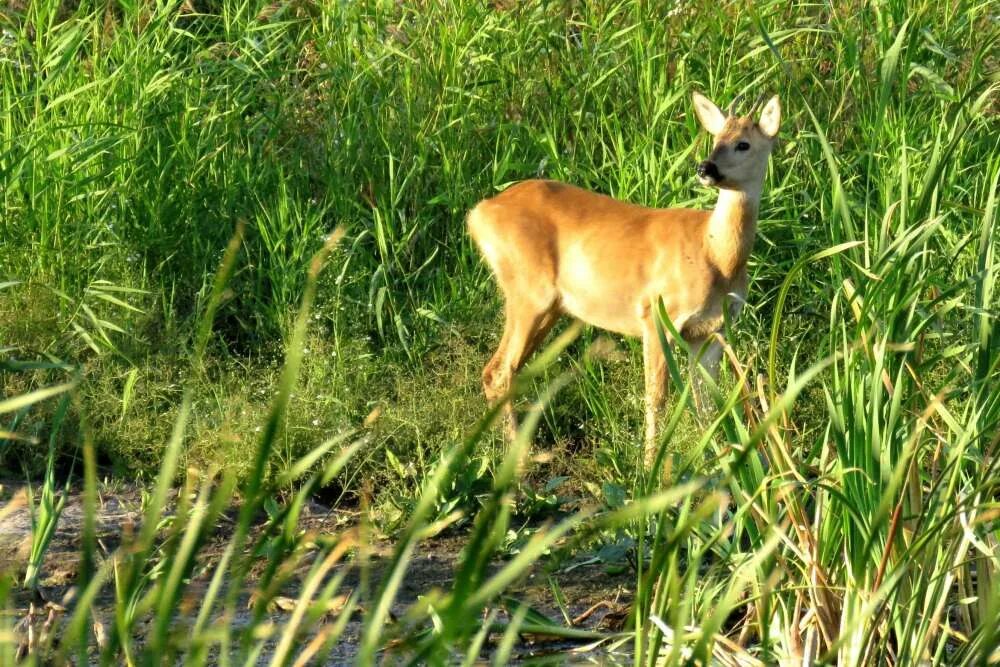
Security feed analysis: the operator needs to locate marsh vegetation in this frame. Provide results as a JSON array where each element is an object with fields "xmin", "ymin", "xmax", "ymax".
[{"xmin": 1, "ymin": 0, "xmax": 998, "ymax": 663}]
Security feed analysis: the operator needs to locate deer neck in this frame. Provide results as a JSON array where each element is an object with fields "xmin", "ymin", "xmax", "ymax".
[{"xmin": 706, "ymin": 187, "xmax": 759, "ymax": 278}]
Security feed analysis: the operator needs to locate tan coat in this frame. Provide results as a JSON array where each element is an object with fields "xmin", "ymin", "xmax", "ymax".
[{"xmin": 469, "ymin": 93, "xmax": 782, "ymax": 459}]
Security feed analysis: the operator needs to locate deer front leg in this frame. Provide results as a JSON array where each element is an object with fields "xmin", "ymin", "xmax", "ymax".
[
  {"xmin": 642, "ymin": 324, "xmax": 668, "ymax": 466},
  {"xmin": 688, "ymin": 334, "xmax": 723, "ymax": 416}
]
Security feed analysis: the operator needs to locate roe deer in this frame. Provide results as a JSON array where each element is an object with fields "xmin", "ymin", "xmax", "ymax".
[{"xmin": 468, "ymin": 92, "xmax": 781, "ymax": 460}]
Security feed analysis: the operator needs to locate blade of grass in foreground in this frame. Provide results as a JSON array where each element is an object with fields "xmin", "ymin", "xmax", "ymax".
[
  {"xmin": 213, "ymin": 228, "xmax": 345, "ymax": 656},
  {"xmin": 22, "ymin": 395, "xmax": 71, "ymax": 593}
]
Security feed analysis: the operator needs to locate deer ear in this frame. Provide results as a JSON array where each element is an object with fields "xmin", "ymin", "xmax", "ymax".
[
  {"xmin": 692, "ymin": 92, "xmax": 727, "ymax": 136},
  {"xmin": 758, "ymin": 95, "xmax": 781, "ymax": 138}
]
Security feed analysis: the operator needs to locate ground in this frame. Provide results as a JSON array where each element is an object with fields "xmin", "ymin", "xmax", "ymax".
[{"xmin": 0, "ymin": 480, "xmax": 635, "ymax": 663}]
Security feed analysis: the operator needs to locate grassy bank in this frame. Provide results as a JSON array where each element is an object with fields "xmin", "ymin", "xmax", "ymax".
[{"xmin": 2, "ymin": 0, "xmax": 999, "ymax": 663}]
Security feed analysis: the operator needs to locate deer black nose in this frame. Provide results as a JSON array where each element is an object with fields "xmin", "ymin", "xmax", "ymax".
[{"xmin": 697, "ymin": 160, "xmax": 721, "ymax": 181}]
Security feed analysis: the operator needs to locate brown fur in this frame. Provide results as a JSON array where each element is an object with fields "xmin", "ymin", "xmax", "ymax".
[{"xmin": 469, "ymin": 93, "xmax": 781, "ymax": 459}]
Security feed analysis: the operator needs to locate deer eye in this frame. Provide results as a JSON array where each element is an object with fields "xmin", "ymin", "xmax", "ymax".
[{"xmin": 735, "ymin": 141, "xmax": 751, "ymax": 152}]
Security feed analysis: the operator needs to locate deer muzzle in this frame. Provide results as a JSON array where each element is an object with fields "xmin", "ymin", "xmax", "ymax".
[{"xmin": 696, "ymin": 160, "xmax": 722, "ymax": 185}]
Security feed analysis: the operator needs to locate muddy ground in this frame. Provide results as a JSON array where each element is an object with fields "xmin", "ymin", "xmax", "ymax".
[{"xmin": 0, "ymin": 481, "xmax": 635, "ymax": 664}]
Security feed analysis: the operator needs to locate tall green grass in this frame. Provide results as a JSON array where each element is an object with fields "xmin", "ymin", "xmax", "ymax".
[{"xmin": 2, "ymin": 0, "xmax": 999, "ymax": 663}]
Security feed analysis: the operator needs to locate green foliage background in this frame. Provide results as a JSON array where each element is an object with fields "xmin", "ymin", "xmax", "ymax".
[
  {"xmin": 2, "ymin": 1, "xmax": 1000, "ymax": 663},
  {"xmin": 1, "ymin": 0, "xmax": 997, "ymax": 506}
]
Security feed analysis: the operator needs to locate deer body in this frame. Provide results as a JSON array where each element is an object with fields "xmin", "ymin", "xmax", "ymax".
[
  {"xmin": 469, "ymin": 93, "xmax": 781, "ymax": 459},
  {"xmin": 469, "ymin": 181, "xmax": 752, "ymax": 338}
]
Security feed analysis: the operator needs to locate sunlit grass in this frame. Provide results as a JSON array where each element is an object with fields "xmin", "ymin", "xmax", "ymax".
[{"xmin": 1, "ymin": 0, "xmax": 998, "ymax": 663}]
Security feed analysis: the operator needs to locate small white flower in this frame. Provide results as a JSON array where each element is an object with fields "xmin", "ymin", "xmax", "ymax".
[
  {"xmin": 312, "ymin": 419, "xmax": 320, "ymax": 426},
  {"xmin": 254, "ymin": 426, "xmax": 261, "ymax": 433}
]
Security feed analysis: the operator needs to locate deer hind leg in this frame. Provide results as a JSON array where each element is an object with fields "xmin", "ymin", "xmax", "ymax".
[
  {"xmin": 473, "ymin": 211, "xmax": 560, "ymax": 439},
  {"xmin": 483, "ymin": 299, "xmax": 560, "ymax": 441},
  {"xmin": 482, "ymin": 314, "xmax": 513, "ymax": 404}
]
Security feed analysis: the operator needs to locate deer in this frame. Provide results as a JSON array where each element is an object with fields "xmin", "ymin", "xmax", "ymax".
[{"xmin": 467, "ymin": 91, "xmax": 781, "ymax": 462}]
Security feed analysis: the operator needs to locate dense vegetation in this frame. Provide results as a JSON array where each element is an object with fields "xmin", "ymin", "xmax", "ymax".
[{"xmin": 2, "ymin": 0, "xmax": 998, "ymax": 663}]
